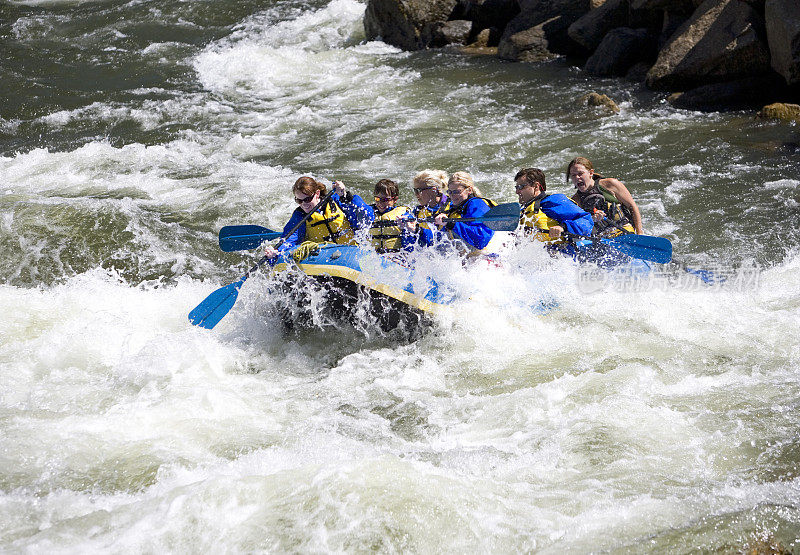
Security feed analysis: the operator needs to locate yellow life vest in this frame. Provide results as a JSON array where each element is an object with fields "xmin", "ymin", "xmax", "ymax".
[
  {"xmin": 304, "ymin": 199, "xmax": 355, "ymax": 244},
  {"xmin": 413, "ymin": 198, "xmax": 447, "ymax": 232},
  {"xmin": 444, "ymin": 196, "xmax": 497, "ymax": 255},
  {"xmin": 519, "ymin": 196, "xmax": 563, "ymax": 243},
  {"xmin": 370, "ymin": 205, "xmax": 411, "ymax": 252}
]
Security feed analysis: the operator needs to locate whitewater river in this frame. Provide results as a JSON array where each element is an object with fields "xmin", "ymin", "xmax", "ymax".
[{"xmin": 2, "ymin": 0, "xmax": 799, "ymax": 551}]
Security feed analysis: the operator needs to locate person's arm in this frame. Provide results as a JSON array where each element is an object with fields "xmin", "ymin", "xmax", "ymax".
[
  {"xmin": 396, "ymin": 207, "xmax": 418, "ymax": 252},
  {"xmin": 276, "ymin": 209, "xmax": 307, "ymax": 253},
  {"xmin": 331, "ymin": 183, "xmax": 375, "ymax": 230},
  {"xmin": 264, "ymin": 209, "xmax": 307, "ymax": 261},
  {"xmin": 540, "ymin": 195, "xmax": 594, "ymax": 237},
  {"xmin": 601, "ymin": 178, "xmax": 643, "ymax": 234},
  {"xmin": 448, "ymin": 198, "xmax": 494, "ymax": 250}
]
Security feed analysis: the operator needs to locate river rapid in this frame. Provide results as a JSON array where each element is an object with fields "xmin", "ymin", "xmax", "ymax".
[{"xmin": 2, "ymin": 0, "xmax": 800, "ymax": 552}]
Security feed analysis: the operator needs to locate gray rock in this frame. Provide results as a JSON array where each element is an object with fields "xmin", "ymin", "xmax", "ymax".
[
  {"xmin": 427, "ymin": 19, "xmax": 473, "ymax": 46},
  {"xmin": 765, "ymin": 0, "xmax": 800, "ymax": 85},
  {"xmin": 646, "ymin": 0, "xmax": 770, "ymax": 91},
  {"xmin": 630, "ymin": 0, "xmax": 694, "ymax": 10},
  {"xmin": 659, "ymin": 10, "xmax": 690, "ymax": 48},
  {"xmin": 585, "ymin": 27, "xmax": 658, "ymax": 76},
  {"xmin": 667, "ymin": 75, "xmax": 784, "ymax": 111},
  {"xmin": 364, "ymin": 0, "xmax": 459, "ymax": 50},
  {"xmin": 498, "ymin": 0, "xmax": 594, "ymax": 61},
  {"xmin": 568, "ymin": 0, "xmax": 630, "ymax": 51},
  {"xmin": 499, "ymin": 20, "xmax": 560, "ymax": 61},
  {"xmin": 469, "ymin": 27, "xmax": 493, "ymax": 47}
]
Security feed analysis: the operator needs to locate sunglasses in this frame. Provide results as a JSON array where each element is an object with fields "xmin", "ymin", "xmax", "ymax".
[
  {"xmin": 374, "ymin": 196, "xmax": 397, "ymax": 202},
  {"xmin": 514, "ymin": 182, "xmax": 531, "ymax": 191},
  {"xmin": 413, "ymin": 187, "xmax": 434, "ymax": 194},
  {"xmin": 446, "ymin": 187, "xmax": 465, "ymax": 195},
  {"xmin": 295, "ymin": 195, "xmax": 316, "ymax": 204}
]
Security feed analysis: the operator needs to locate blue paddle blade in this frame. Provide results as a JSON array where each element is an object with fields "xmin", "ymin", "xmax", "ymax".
[
  {"xmin": 481, "ymin": 215, "xmax": 520, "ymax": 231},
  {"xmin": 188, "ymin": 278, "xmax": 244, "ymax": 329},
  {"xmin": 480, "ymin": 202, "xmax": 521, "ymax": 231},
  {"xmin": 603, "ymin": 234, "xmax": 673, "ymax": 263},
  {"xmin": 219, "ymin": 225, "xmax": 281, "ymax": 252}
]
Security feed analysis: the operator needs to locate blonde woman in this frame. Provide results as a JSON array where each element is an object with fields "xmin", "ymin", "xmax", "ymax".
[
  {"xmin": 401, "ymin": 169, "xmax": 450, "ymax": 249},
  {"xmin": 433, "ymin": 171, "xmax": 496, "ymax": 254}
]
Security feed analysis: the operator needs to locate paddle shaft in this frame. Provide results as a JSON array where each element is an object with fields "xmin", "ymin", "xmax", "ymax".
[
  {"xmin": 189, "ymin": 189, "xmax": 336, "ymax": 328},
  {"xmin": 419, "ymin": 202, "xmax": 520, "ymax": 229},
  {"xmin": 243, "ymin": 189, "xmax": 337, "ymax": 273},
  {"xmin": 370, "ymin": 216, "xmax": 512, "ymax": 226}
]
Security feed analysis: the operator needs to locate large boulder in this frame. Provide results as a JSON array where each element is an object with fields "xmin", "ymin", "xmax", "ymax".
[
  {"xmin": 646, "ymin": 0, "xmax": 771, "ymax": 91},
  {"xmin": 667, "ymin": 75, "xmax": 784, "ymax": 110},
  {"xmin": 568, "ymin": 0, "xmax": 630, "ymax": 51},
  {"xmin": 498, "ymin": 0, "xmax": 594, "ymax": 61},
  {"xmin": 585, "ymin": 27, "xmax": 658, "ymax": 75},
  {"xmin": 498, "ymin": 19, "xmax": 559, "ymax": 61},
  {"xmin": 630, "ymin": 0, "xmax": 694, "ymax": 10},
  {"xmin": 453, "ymin": 0, "xmax": 521, "ymax": 44},
  {"xmin": 765, "ymin": 0, "xmax": 800, "ymax": 85},
  {"xmin": 364, "ymin": 0, "xmax": 459, "ymax": 50},
  {"xmin": 659, "ymin": 10, "xmax": 690, "ymax": 47}
]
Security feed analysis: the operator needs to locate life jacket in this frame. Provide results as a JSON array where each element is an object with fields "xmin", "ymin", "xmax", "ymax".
[
  {"xmin": 444, "ymin": 195, "xmax": 498, "ymax": 255},
  {"xmin": 412, "ymin": 196, "xmax": 447, "ymax": 232},
  {"xmin": 519, "ymin": 193, "xmax": 566, "ymax": 243},
  {"xmin": 445, "ymin": 195, "xmax": 498, "ymax": 219},
  {"xmin": 369, "ymin": 205, "xmax": 411, "ymax": 253},
  {"xmin": 573, "ymin": 178, "xmax": 634, "ymax": 236},
  {"xmin": 304, "ymin": 198, "xmax": 355, "ymax": 244}
]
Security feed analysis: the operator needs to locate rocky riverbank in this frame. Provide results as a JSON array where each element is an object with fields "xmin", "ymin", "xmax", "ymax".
[{"xmin": 364, "ymin": 0, "xmax": 800, "ymax": 116}]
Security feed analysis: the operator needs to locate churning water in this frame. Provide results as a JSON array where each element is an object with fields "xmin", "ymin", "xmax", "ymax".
[{"xmin": 1, "ymin": 0, "xmax": 799, "ymax": 551}]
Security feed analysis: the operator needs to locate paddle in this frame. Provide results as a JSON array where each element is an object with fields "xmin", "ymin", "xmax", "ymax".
[
  {"xmin": 189, "ymin": 189, "xmax": 336, "ymax": 329},
  {"xmin": 596, "ymin": 218, "xmax": 725, "ymax": 282},
  {"xmin": 567, "ymin": 232, "xmax": 673, "ymax": 263},
  {"xmin": 418, "ymin": 202, "xmax": 521, "ymax": 232},
  {"xmin": 217, "ymin": 203, "xmax": 522, "ymax": 255},
  {"xmin": 599, "ymin": 213, "xmax": 723, "ymax": 283},
  {"xmin": 219, "ymin": 225, "xmax": 282, "ymax": 252},
  {"xmin": 566, "ymin": 216, "xmax": 671, "ymax": 263}
]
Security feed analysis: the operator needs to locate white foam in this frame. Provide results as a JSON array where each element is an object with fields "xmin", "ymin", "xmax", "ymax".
[{"xmin": 763, "ymin": 178, "xmax": 800, "ymax": 190}]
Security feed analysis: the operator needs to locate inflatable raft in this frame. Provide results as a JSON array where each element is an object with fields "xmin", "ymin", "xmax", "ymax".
[
  {"xmin": 268, "ymin": 237, "xmax": 655, "ymax": 331},
  {"xmin": 270, "ymin": 243, "xmax": 455, "ymax": 333}
]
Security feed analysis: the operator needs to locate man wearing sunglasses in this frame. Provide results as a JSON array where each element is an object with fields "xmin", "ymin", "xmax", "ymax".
[
  {"xmin": 514, "ymin": 167, "xmax": 594, "ymax": 242},
  {"xmin": 263, "ymin": 176, "xmax": 374, "ymax": 262}
]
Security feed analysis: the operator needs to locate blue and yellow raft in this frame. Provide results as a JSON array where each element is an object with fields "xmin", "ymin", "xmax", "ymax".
[{"xmin": 274, "ymin": 243, "xmax": 453, "ymax": 314}]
